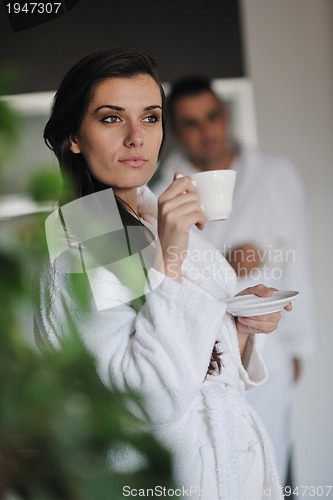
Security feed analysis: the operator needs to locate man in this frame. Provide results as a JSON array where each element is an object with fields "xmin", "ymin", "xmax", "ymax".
[{"xmin": 150, "ymin": 76, "xmax": 316, "ymax": 487}]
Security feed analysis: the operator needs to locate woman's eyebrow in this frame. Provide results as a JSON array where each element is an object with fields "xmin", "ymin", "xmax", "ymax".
[
  {"xmin": 94, "ymin": 104, "xmax": 162, "ymax": 113},
  {"xmin": 145, "ymin": 105, "xmax": 162, "ymax": 111},
  {"xmin": 94, "ymin": 105, "xmax": 124, "ymax": 113}
]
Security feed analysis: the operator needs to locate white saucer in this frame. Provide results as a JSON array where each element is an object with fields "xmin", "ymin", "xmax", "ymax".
[{"xmin": 225, "ymin": 290, "xmax": 299, "ymax": 317}]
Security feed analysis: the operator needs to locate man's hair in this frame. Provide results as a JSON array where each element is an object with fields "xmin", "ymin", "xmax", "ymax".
[{"xmin": 167, "ymin": 76, "xmax": 221, "ymax": 128}]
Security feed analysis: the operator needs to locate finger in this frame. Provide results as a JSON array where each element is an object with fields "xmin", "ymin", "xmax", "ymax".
[
  {"xmin": 249, "ymin": 285, "xmax": 277, "ymax": 298},
  {"xmin": 159, "ymin": 175, "xmax": 197, "ymax": 202},
  {"xmin": 253, "ymin": 285, "xmax": 277, "ymax": 297},
  {"xmin": 242, "ymin": 310, "xmax": 281, "ymax": 324},
  {"xmin": 237, "ymin": 321, "xmax": 277, "ymax": 334},
  {"xmin": 236, "ymin": 284, "xmax": 274, "ymax": 298},
  {"xmin": 284, "ymin": 302, "xmax": 293, "ymax": 311},
  {"xmin": 237, "ymin": 311, "xmax": 281, "ymax": 332},
  {"xmin": 180, "ymin": 211, "xmax": 206, "ymax": 231},
  {"xmin": 196, "ymin": 219, "xmax": 205, "ymax": 231},
  {"xmin": 165, "ymin": 201, "xmax": 205, "ymax": 228},
  {"xmin": 160, "ymin": 192, "xmax": 202, "ymax": 216}
]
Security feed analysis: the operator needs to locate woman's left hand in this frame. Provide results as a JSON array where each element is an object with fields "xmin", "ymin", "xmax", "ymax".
[
  {"xmin": 234, "ymin": 284, "xmax": 292, "ymax": 356},
  {"xmin": 235, "ymin": 284, "xmax": 292, "ymax": 336}
]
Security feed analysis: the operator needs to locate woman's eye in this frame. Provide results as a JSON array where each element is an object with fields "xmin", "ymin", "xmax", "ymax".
[
  {"xmin": 101, "ymin": 115, "xmax": 120, "ymax": 123},
  {"xmin": 143, "ymin": 115, "xmax": 159, "ymax": 123}
]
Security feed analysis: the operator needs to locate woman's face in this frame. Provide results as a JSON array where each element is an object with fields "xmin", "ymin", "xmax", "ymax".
[{"xmin": 70, "ymin": 74, "xmax": 163, "ymax": 204}]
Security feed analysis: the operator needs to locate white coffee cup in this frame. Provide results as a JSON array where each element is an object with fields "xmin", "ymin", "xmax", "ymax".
[{"xmin": 189, "ymin": 169, "xmax": 236, "ymax": 220}]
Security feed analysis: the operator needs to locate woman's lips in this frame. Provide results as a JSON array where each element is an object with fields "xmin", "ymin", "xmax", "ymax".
[{"xmin": 119, "ymin": 156, "xmax": 147, "ymax": 167}]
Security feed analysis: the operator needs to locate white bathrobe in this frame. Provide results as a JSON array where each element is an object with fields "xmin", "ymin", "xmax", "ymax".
[
  {"xmin": 151, "ymin": 147, "xmax": 316, "ymax": 484},
  {"xmin": 34, "ymin": 185, "xmax": 283, "ymax": 499}
]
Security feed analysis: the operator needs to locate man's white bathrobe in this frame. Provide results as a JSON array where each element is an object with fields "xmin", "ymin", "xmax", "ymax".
[{"xmin": 34, "ymin": 186, "xmax": 283, "ymax": 499}]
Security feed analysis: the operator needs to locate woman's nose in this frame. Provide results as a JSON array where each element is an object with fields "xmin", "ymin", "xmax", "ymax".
[{"xmin": 124, "ymin": 123, "xmax": 143, "ymax": 148}]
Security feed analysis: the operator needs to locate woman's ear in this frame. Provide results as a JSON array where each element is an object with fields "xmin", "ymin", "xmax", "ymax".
[{"xmin": 69, "ymin": 135, "xmax": 81, "ymax": 154}]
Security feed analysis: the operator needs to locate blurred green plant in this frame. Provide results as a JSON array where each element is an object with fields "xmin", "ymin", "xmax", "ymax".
[
  {"xmin": 0, "ymin": 67, "xmax": 22, "ymax": 165},
  {"xmin": 0, "ymin": 100, "xmax": 19, "ymax": 166},
  {"xmin": 28, "ymin": 170, "xmax": 63, "ymax": 203},
  {"xmin": 0, "ymin": 83, "xmax": 175, "ymax": 498}
]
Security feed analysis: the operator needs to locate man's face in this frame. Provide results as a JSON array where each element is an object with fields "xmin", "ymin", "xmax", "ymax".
[{"xmin": 171, "ymin": 90, "xmax": 229, "ymax": 168}]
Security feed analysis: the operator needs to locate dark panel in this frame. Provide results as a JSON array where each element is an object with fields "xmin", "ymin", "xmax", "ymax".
[{"xmin": 0, "ymin": 0, "xmax": 245, "ymax": 93}]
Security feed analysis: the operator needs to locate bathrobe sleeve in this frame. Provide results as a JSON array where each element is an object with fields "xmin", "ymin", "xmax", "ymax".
[
  {"xmin": 34, "ymin": 260, "xmax": 227, "ymax": 425},
  {"xmin": 239, "ymin": 333, "xmax": 268, "ymax": 388}
]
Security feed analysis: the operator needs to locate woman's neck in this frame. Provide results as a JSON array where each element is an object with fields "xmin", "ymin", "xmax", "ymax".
[{"xmin": 113, "ymin": 188, "xmax": 138, "ymax": 214}]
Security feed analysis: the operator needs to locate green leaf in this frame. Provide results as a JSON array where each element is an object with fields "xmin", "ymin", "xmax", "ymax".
[{"xmin": 29, "ymin": 169, "xmax": 62, "ymax": 203}]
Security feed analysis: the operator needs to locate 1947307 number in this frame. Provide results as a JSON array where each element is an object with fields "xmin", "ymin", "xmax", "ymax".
[
  {"xmin": 282, "ymin": 485, "xmax": 332, "ymax": 497},
  {"xmin": 6, "ymin": 2, "xmax": 62, "ymax": 14}
]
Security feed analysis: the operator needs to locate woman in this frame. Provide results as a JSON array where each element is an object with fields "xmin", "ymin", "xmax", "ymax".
[{"xmin": 34, "ymin": 48, "xmax": 288, "ymax": 499}]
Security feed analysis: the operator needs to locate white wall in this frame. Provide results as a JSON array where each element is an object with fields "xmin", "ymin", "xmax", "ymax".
[{"xmin": 241, "ymin": 0, "xmax": 333, "ymax": 495}]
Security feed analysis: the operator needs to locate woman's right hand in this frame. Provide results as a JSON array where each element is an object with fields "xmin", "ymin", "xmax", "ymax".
[{"xmin": 156, "ymin": 172, "xmax": 205, "ymax": 282}]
